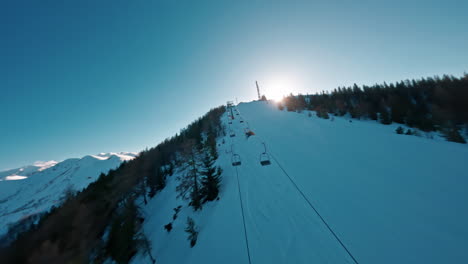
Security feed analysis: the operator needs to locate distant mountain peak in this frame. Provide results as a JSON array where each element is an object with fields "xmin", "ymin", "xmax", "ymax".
[
  {"xmin": 0, "ymin": 151, "xmax": 137, "ymax": 236},
  {"xmin": 33, "ymin": 160, "xmax": 59, "ymax": 171}
]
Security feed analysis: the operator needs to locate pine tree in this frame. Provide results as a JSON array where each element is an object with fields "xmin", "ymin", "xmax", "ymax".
[
  {"xmin": 380, "ymin": 109, "xmax": 392, "ymax": 125},
  {"xmin": 185, "ymin": 217, "xmax": 198, "ymax": 247},
  {"xmin": 176, "ymin": 141, "xmax": 203, "ymax": 211},
  {"xmin": 444, "ymin": 128, "xmax": 466, "ymax": 143},
  {"xmin": 106, "ymin": 198, "xmax": 139, "ymax": 264},
  {"xmin": 188, "ymin": 150, "xmax": 202, "ymax": 210},
  {"xmin": 317, "ymin": 108, "xmax": 329, "ymax": 119},
  {"xmin": 277, "ymin": 103, "xmax": 284, "ymax": 111},
  {"xmin": 199, "ymin": 146, "xmax": 222, "ymax": 202},
  {"xmin": 395, "ymin": 126, "xmax": 404, "ymax": 134}
]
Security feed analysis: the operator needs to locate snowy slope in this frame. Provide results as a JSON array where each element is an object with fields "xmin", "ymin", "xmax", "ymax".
[
  {"xmin": 0, "ymin": 152, "xmax": 137, "ymax": 236},
  {"xmin": 0, "ymin": 161, "xmax": 58, "ymax": 181},
  {"xmin": 135, "ymin": 101, "xmax": 468, "ymax": 264}
]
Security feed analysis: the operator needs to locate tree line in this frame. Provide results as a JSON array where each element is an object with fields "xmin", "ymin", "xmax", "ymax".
[
  {"xmin": 281, "ymin": 74, "xmax": 468, "ymax": 143},
  {"xmin": 0, "ymin": 106, "xmax": 226, "ymax": 264}
]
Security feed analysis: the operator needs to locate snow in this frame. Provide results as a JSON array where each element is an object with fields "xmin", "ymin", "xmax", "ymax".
[
  {"xmin": 91, "ymin": 152, "xmax": 137, "ymax": 161},
  {"xmin": 0, "ymin": 161, "xmax": 58, "ymax": 181},
  {"xmin": 4, "ymin": 176, "xmax": 28, "ymax": 181},
  {"xmin": 34, "ymin": 160, "xmax": 59, "ymax": 171},
  {"xmin": 135, "ymin": 100, "xmax": 468, "ymax": 264},
  {"xmin": 0, "ymin": 152, "xmax": 137, "ymax": 236}
]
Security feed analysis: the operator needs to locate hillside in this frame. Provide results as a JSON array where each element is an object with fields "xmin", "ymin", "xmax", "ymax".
[
  {"xmin": 134, "ymin": 101, "xmax": 468, "ymax": 264},
  {"xmin": 1, "ymin": 99, "xmax": 467, "ymax": 264},
  {"xmin": 0, "ymin": 161, "xmax": 58, "ymax": 181},
  {"xmin": 0, "ymin": 152, "xmax": 137, "ymax": 238}
]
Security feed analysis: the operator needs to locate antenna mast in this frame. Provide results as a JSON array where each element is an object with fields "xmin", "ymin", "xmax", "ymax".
[{"xmin": 256, "ymin": 81, "xmax": 261, "ymax": 100}]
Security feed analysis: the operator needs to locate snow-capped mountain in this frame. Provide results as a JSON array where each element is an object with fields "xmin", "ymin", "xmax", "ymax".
[
  {"xmin": 0, "ymin": 152, "xmax": 137, "ymax": 236},
  {"xmin": 133, "ymin": 101, "xmax": 468, "ymax": 264},
  {"xmin": 0, "ymin": 161, "xmax": 59, "ymax": 181}
]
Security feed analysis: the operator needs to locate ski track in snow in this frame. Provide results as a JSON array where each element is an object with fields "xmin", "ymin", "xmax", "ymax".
[
  {"xmin": 232, "ymin": 107, "xmax": 353, "ymax": 264},
  {"xmin": 135, "ymin": 101, "xmax": 468, "ymax": 264}
]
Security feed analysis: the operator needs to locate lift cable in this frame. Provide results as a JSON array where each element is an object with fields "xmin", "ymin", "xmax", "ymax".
[
  {"xmin": 270, "ymin": 154, "xmax": 359, "ymax": 264},
  {"xmin": 234, "ymin": 165, "xmax": 253, "ymax": 264}
]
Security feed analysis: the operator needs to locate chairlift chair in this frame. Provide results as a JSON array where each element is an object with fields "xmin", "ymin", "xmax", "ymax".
[
  {"xmin": 259, "ymin": 142, "xmax": 271, "ymax": 166},
  {"xmin": 232, "ymin": 154, "xmax": 241, "ymax": 166},
  {"xmin": 230, "ymin": 130, "xmax": 235, "ymax": 137},
  {"xmin": 260, "ymin": 153, "xmax": 271, "ymax": 166},
  {"xmin": 244, "ymin": 128, "xmax": 255, "ymax": 138}
]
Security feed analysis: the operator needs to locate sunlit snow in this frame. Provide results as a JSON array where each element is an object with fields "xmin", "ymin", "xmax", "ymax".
[
  {"xmin": 133, "ymin": 101, "xmax": 468, "ymax": 264},
  {"xmin": 0, "ymin": 152, "xmax": 137, "ymax": 236}
]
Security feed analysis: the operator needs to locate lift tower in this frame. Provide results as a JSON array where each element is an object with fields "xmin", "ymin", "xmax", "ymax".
[{"xmin": 256, "ymin": 81, "xmax": 261, "ymax": 100}]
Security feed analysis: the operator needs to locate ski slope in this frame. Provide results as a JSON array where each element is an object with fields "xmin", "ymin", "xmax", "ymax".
[
  {"xmin": 136, "ymin": 101, "xmax": 468, "ymax": 264},
  {"xmin": 0, "ymin": 152, "xmax": 137, "ymax": 236}
]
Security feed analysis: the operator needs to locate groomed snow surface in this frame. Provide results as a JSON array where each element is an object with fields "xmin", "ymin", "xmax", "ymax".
[
  {"xmin": 134, "ymin": 101, "xmax": 468, "ymax": 264},
  {"xmin": 0, "ymin": 152, "xmax": 137, "ymax": 236}
]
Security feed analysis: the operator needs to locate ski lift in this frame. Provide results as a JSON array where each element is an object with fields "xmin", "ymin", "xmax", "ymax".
[
  {"xmin": 232, "ymin": 154, "xmax": 241, "ymax": 166},
  {"xmin": 229, "ymin": 130, "xmax": 235, "ymax": 137},
  {"xmin": 259, "ymin": 142, "xmax": 271, "ymax": 166},
  {"xmin": 231, "ymin": 145, "xmax": 241, "ymax": 166},
  {"xmin": 244, "ymin": 128, "xmax": 255, "ymax": 138},
  {"xmin": 239, "ymin": 118, "xmax": 244, "ymax": 123}
]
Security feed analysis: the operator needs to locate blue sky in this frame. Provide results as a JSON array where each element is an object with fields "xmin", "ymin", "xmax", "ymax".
[{"xmin": 1, "ymin": 0, "xmax": 467, "ymax": 170}]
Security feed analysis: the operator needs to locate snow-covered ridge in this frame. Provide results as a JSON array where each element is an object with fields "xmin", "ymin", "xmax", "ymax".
[
  {"xmin": 0, "ymin": 152, "xmax": 137, "ymax": 181},
  {"xmin": 0, "ymin": 152, "xmax": 137, "ymax": 236},
  {"xmin": 90, "ymin": 152, "xmax": 138, "ymax": 161},
  {"xmin": 34, "ymin": 160, "xmax": 59, "ymax": 171},
  {"xmin": 0, "ymin": 161, "xmax": 58, "ymax": 181}
]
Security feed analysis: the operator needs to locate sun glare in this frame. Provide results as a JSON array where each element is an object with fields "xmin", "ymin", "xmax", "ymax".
[{"xmin": 263, "ymin": 75, "xmax": 298, "ymax": 102}]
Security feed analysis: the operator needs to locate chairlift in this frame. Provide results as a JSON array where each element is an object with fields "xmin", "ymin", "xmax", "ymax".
[
  {"xmin": 229, "ymin": 130, "xmax": 235, "ymax": 137},
  {"xmin": 259, "ymin": 142, "xmax": 271, "ymax": 166},
  {"xmin": 232, "ymin": 154, "xmax": 241, "ymax": 166},
  {"xmin": 231, "ymin": 145, "xmax": 241, "ymax": 166},
  {"xmin": 244, "ymin": 128, "xmax": 255, "ymax": 138},
  {"xmin": 240, "ymin": 118, "xmax": 244, "ymax": 123}
]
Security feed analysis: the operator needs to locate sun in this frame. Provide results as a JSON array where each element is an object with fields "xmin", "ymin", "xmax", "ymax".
[{"xmin": 263, "ymin": 76, "xmax": 297, "ymax": 102}]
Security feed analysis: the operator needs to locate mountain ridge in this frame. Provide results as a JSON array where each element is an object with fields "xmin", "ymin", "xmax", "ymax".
[{"xmin": 0, "ymin": 152, "xmax": 137, "ymax": 236}]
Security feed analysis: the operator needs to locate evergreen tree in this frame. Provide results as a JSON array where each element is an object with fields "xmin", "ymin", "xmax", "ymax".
[
  {"xmin": 176, "ymin": 142, "xmax": 203, "ymax": 211},
  {"xmin": 380, "ymin": 109, "xmax": 392, "ymax": 125},
  {"xmin": 199, "ymin": 144, "xmax": 222, "ymax": 202},
  {"xmin": 444, "ymin": 128, "xmax": 466, "ymax": 143},
  {"xmin": 106, "ymin": 198, "xmax": 139, "ymax": 264},
  {"xmin": 185, "ymin": 217, "xmax": 199, "ymax": 248},
  {"xmin": 395, "ymin": 126, "xmax": 404, "ymax": 134},
  {"xmin": 188, "ymin": 150, "xmax": 202, "ymax": 210}
]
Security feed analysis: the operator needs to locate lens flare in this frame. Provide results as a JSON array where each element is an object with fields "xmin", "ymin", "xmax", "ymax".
[{"xmin": 263, "ymin": 75, "xmax": 298, "ymax": 102}]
